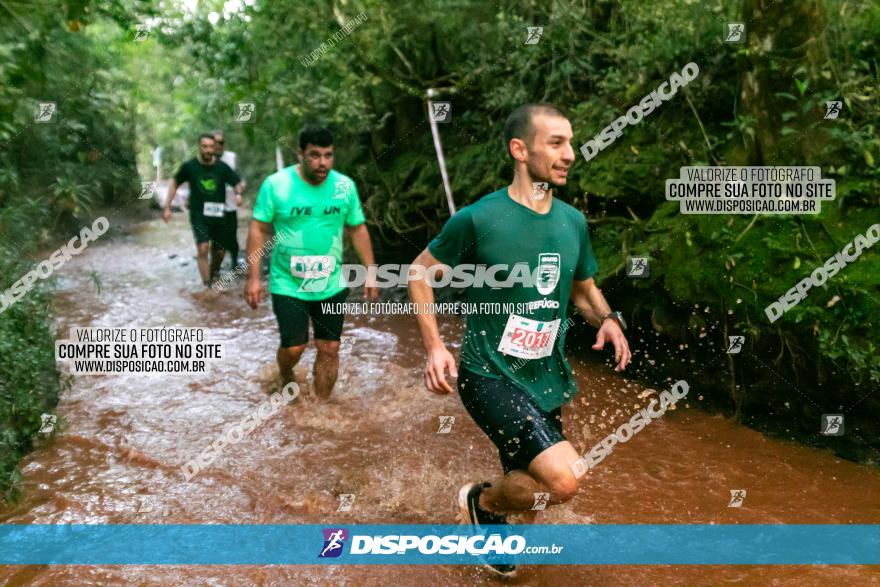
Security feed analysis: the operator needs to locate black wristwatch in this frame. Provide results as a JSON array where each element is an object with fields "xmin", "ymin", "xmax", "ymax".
[{"xmin": 602, "ymin": 311, "xmax": 627, "ymax": 331}]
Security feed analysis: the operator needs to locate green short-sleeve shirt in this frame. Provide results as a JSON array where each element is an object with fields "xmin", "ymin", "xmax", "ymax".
[
  {"xmin": 428, "ymin": 187, "xmax": 598, "ymax": 411},
  {"xmin": 253, "ymin": 166, "xmax": 365, "ymax": 300}
]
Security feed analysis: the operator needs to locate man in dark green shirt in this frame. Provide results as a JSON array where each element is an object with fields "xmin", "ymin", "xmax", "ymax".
[
  {"xmin": 163, "ymin": 133, "xmax": 244, "ymax": 286},
  {"xmin": 409, "ymin": 103, "xmax": 631, "ymax": 577}
]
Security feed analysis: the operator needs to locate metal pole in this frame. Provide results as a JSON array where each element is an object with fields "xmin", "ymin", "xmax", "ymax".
[
  {"xmin": 426, "ymin": 88, "xmax": 456, "ymax": 216},
  {"xmin": 275, "ymin": 144, "xmax": 284, "ymax": 171},
  {"xmin": 152, "ymin": 146, "xmax": 162, "ymax": 183}
]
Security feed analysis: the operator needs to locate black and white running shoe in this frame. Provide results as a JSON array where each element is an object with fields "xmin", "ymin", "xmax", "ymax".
[{"xmin": 458, "ymin": 482, "xmax": 517, "ymax": 578}]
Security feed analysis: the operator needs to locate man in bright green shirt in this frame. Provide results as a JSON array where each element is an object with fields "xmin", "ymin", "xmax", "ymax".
[
  {"xmin": 409, "ymin": 103, "xmax": 631, "ymax": 578},
  {"xmin": 245, "ymin": 126, "xmax": 377, "ymax": 399}
]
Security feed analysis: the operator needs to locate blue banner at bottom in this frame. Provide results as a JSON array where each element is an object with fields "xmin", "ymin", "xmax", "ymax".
[{"xmin": 1, "ymin": 524, "xmax": 877, "ymax": 565}]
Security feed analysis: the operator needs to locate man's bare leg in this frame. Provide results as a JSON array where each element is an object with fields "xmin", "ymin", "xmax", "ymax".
[
  {"xmin": 196, "ymin": 242, "xmax": 211, "ymax": 284},
  {"xmin": 209, "ymin": 244, "xmax": 225, "ymax": 284},
  {"xmin": 313, "ymin": 339, "xmax": 340, "ymax": 400},
  {"xmin": 277, "ymin": 344, "xmax": 306, "ymax": 387},
  {"xmin": 479, "ymin": 441, "xmax": 581, "ymax": 514}
]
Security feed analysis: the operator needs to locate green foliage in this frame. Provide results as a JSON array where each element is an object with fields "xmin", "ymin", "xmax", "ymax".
[
  {"xmin": 154, "ymin": 0, "xmax": 879, "ymax": 443},
  {"xmin": 0, "ymin": 0, "xmax": 877, "ymax": 492},
  {"xmin": 0, "ymin": 276, "xmax": 62, "ymax": 503},
  {"xmin": 0, "ymin": 0, "xmax": 146, "ymax": 500}
]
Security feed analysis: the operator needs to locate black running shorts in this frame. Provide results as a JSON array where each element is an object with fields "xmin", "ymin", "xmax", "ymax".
[
  {"xmin": 222, "ymin": 210, "xmax": 240, "ymax": 253},
  {"xmin": 271, "ymin": 289, "xmax": 348, "ymax": 348},
  {"xmin": 190, "ymin": 213, "xmax": 229, "ymax": 248},
  {"xmin": 457, "ymin": 367, "xmax": 566, "ymax": 474}
]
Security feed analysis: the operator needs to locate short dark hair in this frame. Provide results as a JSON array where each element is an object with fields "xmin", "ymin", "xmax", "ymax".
[
  {"xmin": 298, "ymin": 125, "xmax": 333, "ymax": 151},
  {"xmin": 198, "ymin": 133, "xmax": 215, "ymax": 144},
  {"xmin": 504, "ymin": 103, "xmax": 566, "ymax": 148}
]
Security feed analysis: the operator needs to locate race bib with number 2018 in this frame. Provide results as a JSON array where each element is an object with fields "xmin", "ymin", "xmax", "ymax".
[{"xmin": 497, "ymin": 314, "xmax": 560, "ymax": 360}]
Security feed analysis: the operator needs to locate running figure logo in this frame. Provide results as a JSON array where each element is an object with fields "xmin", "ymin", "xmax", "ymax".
[
  {"xmin": 626, "ymin": 256, "xmax": 649, "ymax": 278},
  {"xmin": 34, "ymin": 102, "xmax": 56, "ymax": 123},
  {"xmin": 820, "ymin": 414, "xmax": 844, "ymax": 436},
  {"xmin": 296, "ymin": 256, "xmax": 336, "ymax": 293},
  {"xmin": 824, "ymin": 101, "xmax": 842, "ymax": 119},
  {"xmin": 724, "ymin": 23, "xmax": 745, "ymax": 43},
  {"xmin": 728, "ymin": 489, "xmax": 746, "ymax": 508},
  {"xmin": 236, "ymin": 102, "xmax": 256, "ymax": 123},
  {"xmin": 430, "ymin": 102, "xmax": 451, "ymax": 123},
  {"xmin": 38, "ymin": 413, "xmax": 56, "ymax": 434},
  {"xmin": 318, "ymin": 528, "xmax": 349, "ymax": 558},
  {"xmin": 134, "ymin": 24, "xmax": 149, "ymax": 41},
  {"xmin": 140, "ymin": 182, "xmax": 156, "ymax": 199},
  {"xmin": 437, "ymin": 415, "xmax": 455, "ymax": 433},
  {"xmin": 536, "ymin": 253, "xmax": 560, "ymax": 295},
  {"xmin": 339, "ymin": 335, "xmax": 356, "ymax": 354},
  {"xmin": 727, "ymin": 336, "xmax": 744, "ymax": 354},
  {"xmin": 136, "ymin": 499, "xmax": 169, "ymax": 516},
  {"xmin": 337, "ymin": 494, "xmax": 355, "ymax": 512},
  {"xmin": 531, "ymin": 492, "xmax": 550, "ymax": 510},
  {"xmin": 525, "ymin": 27, "xmax": 543, "ymax": 45},
  {"xmin": 333, "ymin": 178, "xmax": 351, "ymax": 200},
  {"xmin": 136, "ymin": 498, "xmax": 154, "ymax": 514}
]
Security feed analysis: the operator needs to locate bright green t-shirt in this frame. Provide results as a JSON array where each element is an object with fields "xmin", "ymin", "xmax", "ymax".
[
  {"xmin": 253, "ymin": 166, "xmax": 365, "ymax": 300},
  {"xmin": 428, "ymin": 188, "xmax": 599, "ymax": 412}
]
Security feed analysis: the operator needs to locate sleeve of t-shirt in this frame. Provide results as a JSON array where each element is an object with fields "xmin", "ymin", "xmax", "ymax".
[
  {"xmin": 223, "ymin": 163, "xmax": 241, "ymax": 186},
  {"xmin": 344, "ymin": 181, "xmax": 366, "ymax": 226},
  {"xmin": 252, "ymin": 178, "xmax": 276, "ymax": 223},
  {"xmin": 173, "ymin": 163, "xmax": 188, "ymax": 186},
  {"xmin": 427, "ymin": 208, "xmax": 477, "ymax": 266},
  {"xmin": 574, "ymin": 213, "xmax": 599, "ymax": 280}
]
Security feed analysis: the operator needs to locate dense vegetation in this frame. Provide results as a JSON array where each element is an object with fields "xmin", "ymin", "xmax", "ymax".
[
  {"xmin": 0, "ymin": 0, "xmax": 145, "ymax": 500},
  {"xmin": 162, "ymin": 0, "xmax": 880, "ymax": 460},
  {"xmin": 1, "ymin": 0, "xmax": 877, "ymax": 498}
]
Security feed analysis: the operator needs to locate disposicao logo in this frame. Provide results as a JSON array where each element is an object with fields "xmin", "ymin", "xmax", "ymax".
[{"xmin": 319, "ymin": 528, "xmax": 348, "ymax": 558}]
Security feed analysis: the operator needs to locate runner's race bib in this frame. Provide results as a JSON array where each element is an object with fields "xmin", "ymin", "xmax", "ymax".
[
  {"xmin": 497, "ymin": 314, "xmax": 560, "ymax": 360},
  {"xmin": 290, "ymin": 255, "xmax": 335, "ymax": 280},
  {"xmin": 203, "ymin": 202, "xmax": 225, "ymax": 217}
]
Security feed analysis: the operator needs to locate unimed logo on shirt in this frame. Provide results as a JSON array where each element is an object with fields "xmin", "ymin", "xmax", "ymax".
[{"xmin": 536, "ymin": 253, "xmax": 560, "ymax": 295}]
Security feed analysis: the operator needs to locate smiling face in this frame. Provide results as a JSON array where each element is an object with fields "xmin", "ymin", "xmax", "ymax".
[{"xmin": 519, "ymin": 113, "xmax": 575, "ymax": 188}]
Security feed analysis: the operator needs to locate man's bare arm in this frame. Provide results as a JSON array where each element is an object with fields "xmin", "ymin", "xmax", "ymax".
[
  {"xmin": 410, "ymin": 249, "xmax": 444, "ymax": 351},
  {"xmin": 234, "ymin": 180, "xmax": 246, "ymax": 206},
  {"xmin": 409, "ymin": 248, "xmax": 457, "ymax": 393},
  {"xmin": 569, "ymin": 277, "xmax": 612, "ymax": 327},
  {"xmin": 246, "ymin": 219, "xmax": 273, "ymax": 279},
  {"xmin": 345, "ymin": 223, "xmax": 376, "ymax": 266},
  {"xmin": 243, "ymin": 219, "xmax": 272, "ymax": 308},
  {"xmin": 345, "ymin": 223, "xmax": 378, "ymax": 300},
  {"xmin": 570, "ymin": 277, "xmax": 631, "ymax": 371},
  {"xmin": 162, "ymin": 179, "xmax": 179, "ymax": 223}
]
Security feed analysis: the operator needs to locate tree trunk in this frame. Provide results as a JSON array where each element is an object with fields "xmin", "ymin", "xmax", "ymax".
[{"xmin": 739, "ymin": 0, "xmax": 826, "ymax": 165}]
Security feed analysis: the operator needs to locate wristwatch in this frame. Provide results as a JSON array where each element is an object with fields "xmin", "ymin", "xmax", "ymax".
[{"xmin": 602, "ymin": 311, "xmax": 627, "ymax": 331}]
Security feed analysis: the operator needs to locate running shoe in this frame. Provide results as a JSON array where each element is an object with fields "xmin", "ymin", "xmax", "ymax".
[{"xmin": 458, "ymin": 482, "xmax": 517, "ymax": 578}]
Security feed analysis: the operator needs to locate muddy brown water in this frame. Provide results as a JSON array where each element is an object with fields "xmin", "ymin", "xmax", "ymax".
[{"xmin": 2, "ymin": 211, "xmax": 879, "ymax": 586}]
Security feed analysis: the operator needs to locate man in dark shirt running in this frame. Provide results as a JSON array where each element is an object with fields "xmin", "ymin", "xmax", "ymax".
[
  {"xmin": 409, "ymin": 103, "xmax": 631, "ymax": 577},
  {"xmin": 164, "ymin": 133, "xmax": 245, "ymax": 286}
]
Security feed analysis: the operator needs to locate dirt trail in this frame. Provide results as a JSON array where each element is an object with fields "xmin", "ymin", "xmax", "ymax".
[{"xmin": 2, "ymin": 212, "xmax": 878, "ymax": 586}]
